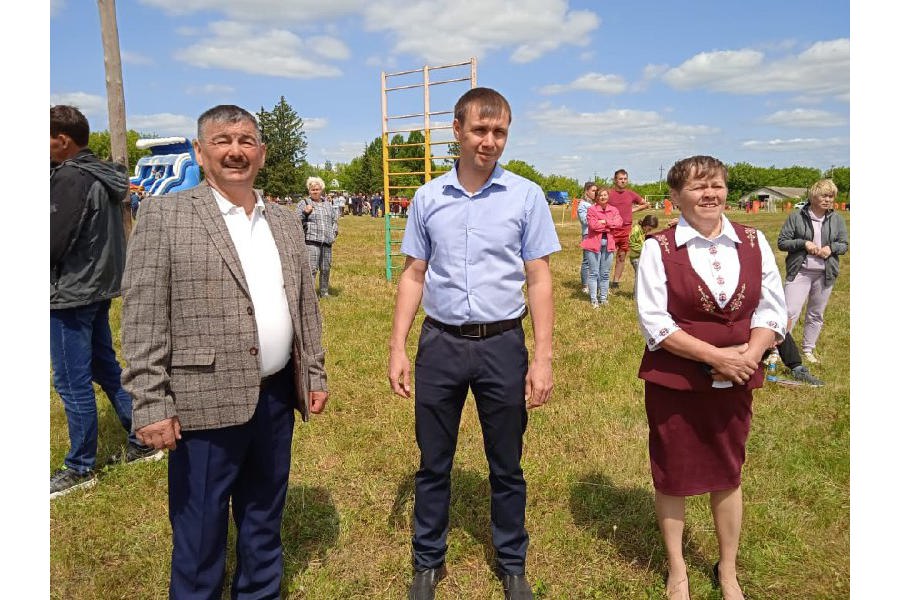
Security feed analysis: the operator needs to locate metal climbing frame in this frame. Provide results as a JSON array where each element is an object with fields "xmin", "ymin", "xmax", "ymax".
[{"xmin": 381, "ymin": 58, "xmax": 478, "ymax": 281}]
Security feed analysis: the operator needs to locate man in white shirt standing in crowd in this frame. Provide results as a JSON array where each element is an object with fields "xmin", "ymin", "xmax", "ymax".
[{"xmin": 121, "ymin": 105, "xmax": 329, "ymax": 599}]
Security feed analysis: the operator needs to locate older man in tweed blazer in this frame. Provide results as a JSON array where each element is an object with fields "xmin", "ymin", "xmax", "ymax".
[{"xmin": 121, "ymin": 105, "xmax": 327, "ymax": 600}]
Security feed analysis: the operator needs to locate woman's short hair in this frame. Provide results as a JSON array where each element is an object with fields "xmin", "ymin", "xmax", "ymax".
[
  {"xmin": 639, "ymin": 214, "xmax": 659, "ymax": 228},
  {"xmin": 808, "ymin": 178, "xmax": 838, "ymax": 198},
  {"xmin": 306, "ymin": 176, "xmax": 325, "ymax": 191},
  {"xmin": 666, "ymin": 155, "xmax": 728, "ymax": 192}
]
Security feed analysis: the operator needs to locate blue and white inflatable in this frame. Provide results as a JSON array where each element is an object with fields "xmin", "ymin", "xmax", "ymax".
[{"xmin": 130, "ymin": 137, "xmax": 201, "ymax": 195}]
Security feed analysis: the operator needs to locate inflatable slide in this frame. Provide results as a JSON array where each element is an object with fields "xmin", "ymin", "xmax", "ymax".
[{"xmin": 130, "ymin": 137, "xmax": 201, "ymax": 195}]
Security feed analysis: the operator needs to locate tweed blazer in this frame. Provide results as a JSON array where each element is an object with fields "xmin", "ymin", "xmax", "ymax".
[{"xmin": 121, "ymin": 181, "xmax": 327, "ymax": 432}]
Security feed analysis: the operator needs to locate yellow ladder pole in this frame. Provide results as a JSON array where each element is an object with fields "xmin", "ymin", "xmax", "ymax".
[{"xmin": 423, "ymin": 65, "xmax": 432, "ymax": 183}]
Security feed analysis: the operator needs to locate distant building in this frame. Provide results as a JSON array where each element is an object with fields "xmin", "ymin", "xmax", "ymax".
[{"xmin": 738, "ymin": 186, "xmax": 808, "ymax": 206}]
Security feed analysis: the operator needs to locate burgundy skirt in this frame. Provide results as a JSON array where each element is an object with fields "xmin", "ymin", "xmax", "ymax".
[{"xmin": 644, "ymin": 381, "xmax": 753, "ymax": 496}]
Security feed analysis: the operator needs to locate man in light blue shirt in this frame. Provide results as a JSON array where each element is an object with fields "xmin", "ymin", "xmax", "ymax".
[
  {"xmin": 389, "ymin": 88, "xmax": 560, "ymax": 600},
  {"xmin": 578, "ymin": 181, "xmax": 598, "ymax": 293}
]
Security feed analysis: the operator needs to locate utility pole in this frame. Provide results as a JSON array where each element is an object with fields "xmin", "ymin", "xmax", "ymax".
[
  {"xmin": 97, "ymin": 0, "xmax": 132, "ymax": 238},
  {"xmin": 658, "ymin": 163, "xmax": 664, "ymax": 192}
]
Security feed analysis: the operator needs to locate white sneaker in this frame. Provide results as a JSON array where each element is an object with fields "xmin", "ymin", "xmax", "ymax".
[
  {"xmin": 582, "ymin": 286, "xmax": 589, "ymax": 294},
  {"xmin": 803, "ymin": 351, "xmax": 819, "ymax": 364}
]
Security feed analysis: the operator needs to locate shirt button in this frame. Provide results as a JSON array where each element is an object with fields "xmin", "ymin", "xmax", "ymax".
[
  {"xmin": 249, "ymin": 347, "xmax": 259, "ymax": 356},
  {"xmin": 247, "ymin": 306, "xmax": 254, "ymax": 315}
]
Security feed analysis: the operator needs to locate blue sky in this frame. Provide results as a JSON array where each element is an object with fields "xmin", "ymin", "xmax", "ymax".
[{"xmin": 50, "ymin": 0, "xmax": 848, "ymax": 184}]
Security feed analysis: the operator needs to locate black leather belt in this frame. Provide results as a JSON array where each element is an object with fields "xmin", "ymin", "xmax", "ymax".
[
  {"xmin": 260, "ymin": 364, "xmax": 290, "ymax": 390},
  {"xmin": 424, "ymin": 308, "xmax": 527, "ymax": 340}
]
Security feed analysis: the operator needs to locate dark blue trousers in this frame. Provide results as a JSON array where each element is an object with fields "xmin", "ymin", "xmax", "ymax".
[
  {"xmin": 412, "ymin": 320, "xmax": 530, "ymax": 575},
  {"xmin": 168, "ymin": 366, "xmax": 295, "ymax": 600}
]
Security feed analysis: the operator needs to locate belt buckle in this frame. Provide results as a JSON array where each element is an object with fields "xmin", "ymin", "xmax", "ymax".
[{"xmin": 459, "ymin": 323, "xmax": 485, "ymax": 338}]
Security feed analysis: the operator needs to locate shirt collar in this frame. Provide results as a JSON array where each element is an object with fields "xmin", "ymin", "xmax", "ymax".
[
  {"xmin": 211, "ymin": 186, "xmax": 265, "ymax": 216},
  {"xmin": 443, "ymin": 160, "xmax": 509, "ymax": 196},
  {"xmin": 674, "ymin": 214, "xmax": 740, "ymax": 246}
]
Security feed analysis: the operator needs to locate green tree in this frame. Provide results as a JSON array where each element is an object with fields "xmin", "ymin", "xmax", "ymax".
[
  {"xmin": 502, "ymin": 160, "xmax": 545, "ymax": 188},
  {"xmin": 88, "ymin": 129, "xmax": 152, "ymax": 170},
  {"xmin": 542, "ymin": 173, "xmax": 581, "ymax": 200},
  {"xmin": 256, "ymin": 97, "xmax": 307, "ymax": 197},
  {"xmin": 829, "ymin": 166, "xmax": 850, "ymax": 194}
]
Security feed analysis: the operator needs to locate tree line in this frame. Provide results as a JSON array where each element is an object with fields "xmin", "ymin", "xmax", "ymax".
[{"xmin": 89, "ymin": 96, "xmax": 850, "ymax": 202}]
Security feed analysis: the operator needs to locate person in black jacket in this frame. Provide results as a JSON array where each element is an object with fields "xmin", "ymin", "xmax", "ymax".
[{"xmin": 50, "ymin": 105, "xmax": 160, "ymax": 499}]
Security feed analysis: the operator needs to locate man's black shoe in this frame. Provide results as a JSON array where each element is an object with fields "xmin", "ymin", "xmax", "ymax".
[
  {"xmin": 500, "ymin": 572, "xmax": 534, "ymax": 600},
  {"xmin": 408, "ymin": 564, "xmax": 447, "ymax": 600}
]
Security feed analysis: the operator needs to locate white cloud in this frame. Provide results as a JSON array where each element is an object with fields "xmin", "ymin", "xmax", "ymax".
[
  {"xmin": 185, "ymin": 83, "xmax": 236, "ymax": 95},
  {"xmin": 759, "ymin": 108, "xmax": 846, "ymax": 128},
  {"xmin": 742, "ymin": 137, "xmax": 845, "ymax": 152},
  {"xmin": 661, "ymin": 38, "xmax": 849, "ymax": 97},
  {"xmin": 318, "ymin": 140, "xmax": 367, "ymax": 163},
  {"xmin": 539, "ymin": 72, "xmax": 627, "ymax": 95},
  {"xmin": 173, "ymin": 21, "xmax": 344, "ymax": 78},
  {"xmin": 302, "ymin": 117, "xmax": 328, "ymax": 130},
  {"xmin": 129, "ymin": 113, "xmax": 196, "ymax": 136},
  {"xmin": 50, "ymin": 92, "xmax": 107, "ymax": 117},
  {"xmin": 530, "ymin": 106, "xmax": 717, "ymax": 137},
  {"xmin": 308, "ymin": 36, "xmax": 351, "ymax": 60},
  {"xmin": 122, "ymin": 51, "xmax": 155, "ymax": 66},
  {"xmin": 527, "ymin": 106, "xmax": 719, "ymax": 162},
  {"xmin": 364, "ymin": 55, "xmax": 398, "ymax": 69},
  {"xmin": 363, "ymin": 0, "xmax": 599, "ymax": 64},
  {"xmin": 139, "ymin": 0, "xmax": 363, "ymax": 21},
  {"xmin": 50, "ymin": 0, "xmax": 66, "ymax": 17},
  {"xmin": 144, "ymin": 1, "xmax": 598, "ymax": 66}
]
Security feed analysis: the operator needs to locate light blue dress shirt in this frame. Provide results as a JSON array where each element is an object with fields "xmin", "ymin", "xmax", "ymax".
[
  {"xmin": 401, "ymin": 162, "xmax": 562, "ymax": 325},
  {"xmin": 577, "ymin": 199, "xmax": 591, "ymax": 237}
]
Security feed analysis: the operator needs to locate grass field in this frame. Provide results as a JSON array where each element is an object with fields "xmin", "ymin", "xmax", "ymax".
[{"xmin": 50, "ymin": 206, "xmax": 850, "ymax": 599}]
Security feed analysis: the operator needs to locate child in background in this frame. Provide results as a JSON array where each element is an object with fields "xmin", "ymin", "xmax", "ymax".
[{"xmin": 629, "ymin": 214, "xmax": 659, "ymax": 273}]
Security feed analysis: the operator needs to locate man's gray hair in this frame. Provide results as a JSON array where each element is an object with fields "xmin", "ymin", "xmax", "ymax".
[{"xmin": 197, "ymin": 105, "xmax": 260, "ymax": 141}]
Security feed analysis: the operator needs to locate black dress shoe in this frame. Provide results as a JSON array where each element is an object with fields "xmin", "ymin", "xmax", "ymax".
[
  {"xmin": 408, "ymin": 564, "xmax": 447, "ymax": 600},
  {"xmin": 500, "ymin": 572, "xmax": 534, "ymax": 600}
]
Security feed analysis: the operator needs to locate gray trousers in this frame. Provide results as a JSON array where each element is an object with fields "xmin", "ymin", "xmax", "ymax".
[{"xmin": 306, "ymin": 242, "xmax": 332, "ymax": 295}]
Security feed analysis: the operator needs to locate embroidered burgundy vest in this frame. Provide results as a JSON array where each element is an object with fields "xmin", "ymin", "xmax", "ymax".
[{"xmin": 638, "ymin": 223, "xmax": 764, "ymax": 391}]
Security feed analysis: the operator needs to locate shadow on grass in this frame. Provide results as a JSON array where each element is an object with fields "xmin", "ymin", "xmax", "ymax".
[
  {"xmin": 96, "ymin": 394, "xmax": 135, "ymax": 464},
  {"xmin": 281, "ymin": 485, "xmax": 340, "ymax": 583},
  {"xmin": 569, "ymin": 472, "xmax": 704, "ymax": 580},
  {"xmin": 389, "ymin": 468, "xmax": 496, "ymax": 569},
  {"xmin": 218, "ymin": 485, "xmax": 340, "ymax": 598}
]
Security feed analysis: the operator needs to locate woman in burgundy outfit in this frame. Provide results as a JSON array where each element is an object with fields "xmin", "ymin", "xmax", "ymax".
[{"xmin": 635, "ymin": 156, "xmax": 787, "ymax": 600}]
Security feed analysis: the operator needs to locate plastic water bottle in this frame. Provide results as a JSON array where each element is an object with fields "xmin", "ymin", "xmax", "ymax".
[{"xmin": 766, "ymin": 354, "xmax": 778, "ymax": 382}]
